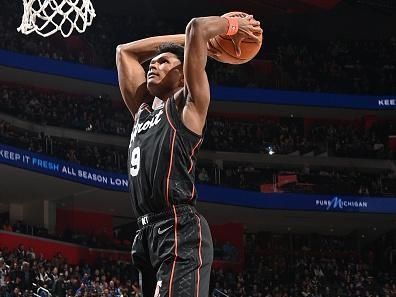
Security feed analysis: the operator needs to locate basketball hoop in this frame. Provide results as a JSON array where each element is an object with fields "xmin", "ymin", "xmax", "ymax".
[{"xmin": 17, "ymin": 0, "xmax": 96, "ymax": 38}]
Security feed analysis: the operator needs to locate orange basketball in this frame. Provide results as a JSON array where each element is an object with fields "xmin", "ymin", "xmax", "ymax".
[{"xmin": 209, "ymin": 11, "xmax": 263, "ymax": 65}]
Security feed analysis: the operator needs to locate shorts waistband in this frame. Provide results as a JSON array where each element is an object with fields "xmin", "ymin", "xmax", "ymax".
[{"xmin": 137, "ymin": 204, "xmax": 195, "ymax": 229}]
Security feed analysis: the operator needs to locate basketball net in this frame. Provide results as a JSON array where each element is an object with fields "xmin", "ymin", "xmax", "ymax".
[{"xmin": 17, "ymin": 0, "xmax": 96, "ymax": 38}]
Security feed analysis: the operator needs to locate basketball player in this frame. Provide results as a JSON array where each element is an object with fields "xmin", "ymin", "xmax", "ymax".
[{"xmin": 116, "ymin": 14, "xmax": 261, "ymax": 297}]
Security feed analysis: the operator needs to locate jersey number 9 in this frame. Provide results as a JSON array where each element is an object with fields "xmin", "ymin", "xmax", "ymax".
[{"xmin": 130, "ymin": 147, "xmax": 140, "ymax": 176}]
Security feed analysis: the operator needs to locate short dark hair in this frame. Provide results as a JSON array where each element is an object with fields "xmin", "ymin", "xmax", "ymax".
[{"xmin": 156, "ymin": 43, "xmax": 184, "ymax": 64}]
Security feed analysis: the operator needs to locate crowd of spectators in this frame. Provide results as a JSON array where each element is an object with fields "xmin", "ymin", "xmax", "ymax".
[
  {"xmin": 271, "ymin": 35, "xmax": 396, "ymax": 95},
  {"xmin": 0, "ymin": 244, "xmax": 140, "ymax": 296},
  {"xmin": 1, "ymin": 117, "xmax": 396, "ymax": 196},
  {"xmin": 1, "ymin": 0, "xmax": 396, "ymax": 95},
  {"xmin": 205, "ymin": 116, "xmax": 395, "ymax": 159},
  {"xmin": 0, "ymin": 85, "xmax": 132, "ymax": 136},
  {"xmin": 1, "ymin": 229, "xmax": 396, "ymax": 296},
  {"xmin": 197, "ymin": 165, "xmax": 396, "ymax": 196},
  {"xmin": 207, "ymin": 32, "xmax": 396, "ymax": 95},
  {"xmin": 210, "ymin": 230, "xmax": 396, "ymax": 297},
  {"xmin": 0, "ymin": 120, "xmax": 126, "ymax": 173},
  {"xmin": 2, "ymin": 84, "xmax": 395, "ymax": 161}
]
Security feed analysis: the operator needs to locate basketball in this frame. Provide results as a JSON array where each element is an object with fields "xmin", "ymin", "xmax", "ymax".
[{"xmin": 208, "ymin": 11, "xmax": 263, "ymax": 65}]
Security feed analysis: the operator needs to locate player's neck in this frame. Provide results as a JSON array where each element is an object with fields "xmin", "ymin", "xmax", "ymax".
[{"xmin": 152, "ymin": 87, "xmax": 183, "ymax": 109}]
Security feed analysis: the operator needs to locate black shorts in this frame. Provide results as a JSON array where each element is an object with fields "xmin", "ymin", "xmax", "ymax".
[{"xmin": 131, "ymin": 205, "xmax": 213, "ymax": 297}]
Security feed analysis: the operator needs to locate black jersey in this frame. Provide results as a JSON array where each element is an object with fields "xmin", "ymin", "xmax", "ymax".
[{"xmin": 128, "ymin": 97, "xmax": 203, "ymax": 217}]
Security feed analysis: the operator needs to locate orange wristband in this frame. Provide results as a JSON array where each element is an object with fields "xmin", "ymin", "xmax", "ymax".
[{"xmin": 223, "ymin": 16, "xmax": 239, "ymax": 36}]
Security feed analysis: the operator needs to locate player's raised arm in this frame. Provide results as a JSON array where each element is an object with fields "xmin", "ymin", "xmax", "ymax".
[
  {"xmin": 116, "ymin": 34, "xmax": 185, "ymax": 118},
  {"xmin": 182, "ymin": 15, "xmax": 261, "ymax": 135}
]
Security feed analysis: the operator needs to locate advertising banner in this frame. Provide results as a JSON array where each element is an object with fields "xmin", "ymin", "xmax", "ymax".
[
  {"xmin": 2, "ymin": 143, "xmax": 396, "ymax": 214},
  {"xmin": 0, "ymin": 143, "xmax": 128, "ymax": 192},
  {"xmin": 1, "ymin": 50, "xmax": 394, "ymax": 110}
]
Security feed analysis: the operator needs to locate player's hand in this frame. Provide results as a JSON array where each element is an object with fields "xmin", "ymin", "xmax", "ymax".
[{"xmin": 231, "ymin": 14, "xmax": 262, "ymax": 57}]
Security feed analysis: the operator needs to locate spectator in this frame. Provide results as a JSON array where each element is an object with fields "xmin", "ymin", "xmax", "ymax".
[
  {"xmin": 198, "ymin": 168, "xmax": 210, "ymax": 183},
  {"xmin": 2, "ymin": 221, "xmax": 13, "ymax": 232}
]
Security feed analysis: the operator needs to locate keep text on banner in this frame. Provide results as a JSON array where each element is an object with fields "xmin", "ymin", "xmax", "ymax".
[{"xmin": 0, "ymin": 144, "xmax": 128, "ymax": 192}]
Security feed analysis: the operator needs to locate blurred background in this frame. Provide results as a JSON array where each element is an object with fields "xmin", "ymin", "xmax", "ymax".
[{"xmin": 0, "ymin": 0, "xmax": 396, "ymax": 296}]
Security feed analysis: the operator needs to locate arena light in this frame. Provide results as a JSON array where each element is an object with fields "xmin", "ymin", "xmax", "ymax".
[{"xmin": 268, "ymin": 146, "xmax": 275, "ymax": 155}]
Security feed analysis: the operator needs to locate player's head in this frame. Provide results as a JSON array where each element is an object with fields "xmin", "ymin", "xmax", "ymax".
[{"xmin": 147, "ymin": 43, "xmax": 184, "ymax": 98}]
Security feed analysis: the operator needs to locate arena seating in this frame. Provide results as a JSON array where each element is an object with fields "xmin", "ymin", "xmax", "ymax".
[
  {"xmin": 1, "ymin": 230, "xmax": 395, "ymax": 296},
  {"xmin": 1, "ymin": 0, "xmax": 395, "ymax": 95}
]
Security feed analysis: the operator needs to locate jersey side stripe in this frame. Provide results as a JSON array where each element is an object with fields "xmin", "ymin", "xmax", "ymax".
[
  {"xmin": 189, "ymin": 184, "xmax": 196, "ymax": 201},
  {"xmin": 188, "ymin": 138, "xmax": 202, "ymax": 173},
  {"xmin": 165, "ymin": 99, "xmax": 177, "ymax": 206},
  {"xmin": 169, "ymin": 205, "xmax": 179, "ymax": 297},
  {"xmin": 165, "ymin": 98, "xmax": 177, "ymax": 130},
  {"xmin": 195, "ymin": 213, "xmax": 203, "ymax": 297}
]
